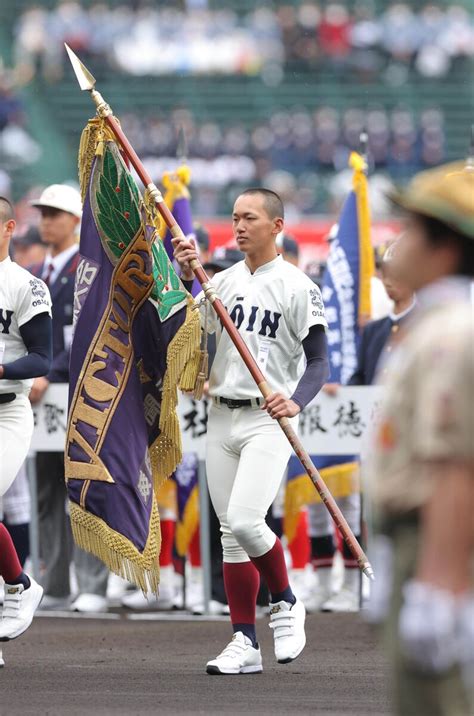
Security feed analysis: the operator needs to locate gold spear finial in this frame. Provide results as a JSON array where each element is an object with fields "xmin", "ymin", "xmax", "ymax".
[{"xmin": 64, "ymin": 43, "xmax": 112, "ymax": 117}]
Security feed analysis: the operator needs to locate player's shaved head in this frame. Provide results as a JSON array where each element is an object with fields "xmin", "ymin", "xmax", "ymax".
[
  {"xmin": 0, "ymin": 196, "xmax": 14, "ymax": 223},
  {"xmin": 239, "ymin": 188, "xmax": 284, "ymax": 220}
]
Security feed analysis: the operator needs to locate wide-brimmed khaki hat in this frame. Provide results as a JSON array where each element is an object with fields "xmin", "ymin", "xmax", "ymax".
[
  {"xmin": 30, "ymin": 184, "xmax": 82, "ymax": 218},
  {"xmin": 389, "ymin": 161, "xmax": 474, "ymax": 239}
]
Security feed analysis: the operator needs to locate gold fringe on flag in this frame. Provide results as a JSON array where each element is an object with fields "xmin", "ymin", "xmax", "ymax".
[
  {"xmin": 148, "ymin": 297, "xmax": 201, "ymax": 491},
  {"xmin": 69, "ymin": 500, "xmax": 161, "ymax": 593},
  {"xmin": 78, "ymin": 117, "xmax": 117, "ymax": 202}
]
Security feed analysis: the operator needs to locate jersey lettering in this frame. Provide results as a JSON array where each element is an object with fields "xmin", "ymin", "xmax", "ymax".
[
  {"xmin": 258, "ymin": 309, "xmax": 282, "ymax": 339},
  {"xmin": 0, "ymin": 309, "xmax": 13, "ymax": 334},
  {"xmin": 229, "ymin": 303, "xmax": 245, "ymax": 329},
  {"xmin": 246, "ymin": 305, "xmax": 258, "ymax": 332},
  {"xmin": 229, "ymin": 303, "xmax": 282, "ymax": 340}
]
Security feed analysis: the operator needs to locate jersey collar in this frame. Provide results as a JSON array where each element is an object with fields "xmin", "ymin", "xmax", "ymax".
[
  {"xmin": 243, "ymin": 254, "xmax": 282, "ymax": 276},
  {"xmin": 0, "ymin": 255, "xmax": 12, "ymax": 272}
]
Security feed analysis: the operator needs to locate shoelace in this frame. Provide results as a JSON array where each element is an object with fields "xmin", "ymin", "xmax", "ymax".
[
  {"xmin": 2, "ymin": 587, "xmax": 22, "ymax": 620},
  {"xmin": 269, "ymin": 607, "xmax": 296, "ymax": 640}
]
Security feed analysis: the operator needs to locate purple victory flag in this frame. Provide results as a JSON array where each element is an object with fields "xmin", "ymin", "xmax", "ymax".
[{"xmin": 65, "ymin": 136, "xmax": 200, "ymax": 591}]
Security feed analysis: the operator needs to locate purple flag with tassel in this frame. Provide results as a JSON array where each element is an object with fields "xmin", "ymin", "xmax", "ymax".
[{"xmin": 65, "ymin": 128, "xmax": 200, "ymax": 591}]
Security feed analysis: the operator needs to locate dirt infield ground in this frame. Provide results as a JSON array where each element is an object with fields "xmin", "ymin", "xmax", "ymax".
[{"xmin": 0, "ymin": 613, "xmax": 391, "ymax": 716}]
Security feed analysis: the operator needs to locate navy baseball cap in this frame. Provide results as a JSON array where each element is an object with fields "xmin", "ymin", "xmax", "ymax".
[
  {"xmin": 204, "ymin": 247, "xmax": 244, "ymax": 272},
  {"xmin": 281, "ymin": 235, "xmax": 299, "ymax": 258},
  {"xmin": 193, "ymin": 223, "xmax": 210, "ymax": 252}
]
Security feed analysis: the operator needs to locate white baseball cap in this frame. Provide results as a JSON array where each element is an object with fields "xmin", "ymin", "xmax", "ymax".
[{"xmin": 30, "ymin": 184, "xmax": 82, "ymax": 218}]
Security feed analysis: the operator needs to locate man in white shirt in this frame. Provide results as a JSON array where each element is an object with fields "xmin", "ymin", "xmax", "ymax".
[{"xmin": 174, "ymin": 188, "xmax": 329, "ymax": 675}]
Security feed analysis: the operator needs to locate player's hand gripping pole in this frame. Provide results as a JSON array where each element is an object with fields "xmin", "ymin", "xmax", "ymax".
[{"xmin": 65, "ymin": 45, "xmax": 374, "ymax": 581}]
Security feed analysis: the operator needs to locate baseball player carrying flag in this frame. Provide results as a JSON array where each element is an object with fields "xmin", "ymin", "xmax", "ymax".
[
  {"xmin": 174, "ymin": 188, "xmax": 330, "ymax": 674},
  {"xmin": 65, "ymin": 44, "xmax": 374, "ymax": 675}
]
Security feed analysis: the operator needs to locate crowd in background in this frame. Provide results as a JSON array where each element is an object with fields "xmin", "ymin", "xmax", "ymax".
[
  {"xmin": 13, "ymin": 1, "xmax": 473, "ymax": 82},
  {"xmin": 0, "ymin": 69, "xmax": 40, "ymax": 198},
  {"xmin": 125, "ymin": 103, "xmax": 444, "ymax": 216}
]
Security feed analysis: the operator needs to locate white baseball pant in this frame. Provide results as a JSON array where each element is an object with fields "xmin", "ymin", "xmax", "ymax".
[
  {"xmin": 206, "ymin": 401, "xmax": 297, "ymax": 563},
  {"xmin": 2, "ymin": 462, "xmax": 31, "ymax": 524},
  {"xmin": 0, "ymin": 395, "xmax": 34, "ymax": 499}
]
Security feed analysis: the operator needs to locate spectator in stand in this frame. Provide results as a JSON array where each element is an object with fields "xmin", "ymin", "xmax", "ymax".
[
  {"xmin": 318, "ymin": 3, "xmax": 352, "ymax": 69},
  {"xmin": 13, "ymin": 2, "xmax": 473, "ymax": 81}
]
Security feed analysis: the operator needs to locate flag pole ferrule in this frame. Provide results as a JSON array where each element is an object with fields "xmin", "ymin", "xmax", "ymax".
[{"xmin": 90, "ymin": 89, "xmax": 112, "ymax": 118}]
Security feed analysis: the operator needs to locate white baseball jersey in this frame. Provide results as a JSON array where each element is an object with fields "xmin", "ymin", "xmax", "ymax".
[
  {"xmin": 197, "ymin": 255, "xmax": 327, "ymax": 400},
  {"xmin": 0, "ymin": 256, "xmax": 52, "ymax": 395}
]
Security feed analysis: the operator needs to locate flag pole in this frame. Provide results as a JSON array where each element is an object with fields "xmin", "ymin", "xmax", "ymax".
[{"xmin": 65, "ymin": 45, "xmax": 374, "ymax": 580}]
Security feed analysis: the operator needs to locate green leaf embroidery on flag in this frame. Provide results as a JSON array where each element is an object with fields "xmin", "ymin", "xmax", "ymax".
[
  {"xmin": 169, "ymin": 269, "xmax": 180, "ymax": 291},
  {"xmin": 96, "ymin": 145, "xmax": 142, "ymax": 260},
  {"xmin": 94, "ymin": 144, "xmax": 186, "ymax": 320},
  {"xmin": 150, "ymin": 240, "xmax": 186, "ymax": 320},
  {"xmin": 103, "ymin": 147, "xmax": 118, "ymax": 192},
  {"xmin": 161, "ymin": 290, "xmax": 186, "ymax": 306}
]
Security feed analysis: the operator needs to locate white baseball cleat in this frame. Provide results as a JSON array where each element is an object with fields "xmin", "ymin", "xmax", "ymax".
[
  {"xmin": 0, "ymin": 576, "xmax": 43, "ymax": 641},
  {"xmin": 321, "ymin": 586, "xmax": 359, "ymax": 612},
  {"xmin": 0, "ymin": 647, "xmax": 4, "ymax": 668},
  {"xmin": 70, "ymin": 593, "xmax": 108, "ymax": 613},
  {"xmin": 269, "ymin": 597, "xmax": 306, "ymax": 664},
  {"xmin": 206, "ymin": 632, "xmax": 263, "ymax": 675}
]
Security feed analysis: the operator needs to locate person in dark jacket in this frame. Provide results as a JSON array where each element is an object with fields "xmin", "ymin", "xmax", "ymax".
[
  {"xmin": 30, "ymin": 184, "xmax": 109, "ymax": 613},
  {"xmin": 349, "ymin": 239, "xmax": 415, "ymax": 387}
]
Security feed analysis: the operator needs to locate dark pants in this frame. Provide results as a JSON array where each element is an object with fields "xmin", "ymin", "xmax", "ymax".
[
  {"xmin": 36, "ymin": 452, "xmax": 109, "ymax": 598},
  {"xmin": 36, "ymin": 452, "xmax": 72, "ymax": 598}
]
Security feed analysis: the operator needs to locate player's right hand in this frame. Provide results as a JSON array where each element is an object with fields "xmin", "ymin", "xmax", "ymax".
[
  {"xmin": 29, "ymin": 376, "xmax": 49, "ymax": 404},
  {"xmin": 322, "ymin": 383, "xmax": 340, "ymax": 396},
  {"xmin": 172, "ymin": 236, "xmax": 198, "ymax": 281}
]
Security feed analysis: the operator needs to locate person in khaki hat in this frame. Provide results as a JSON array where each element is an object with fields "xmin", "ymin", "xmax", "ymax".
[{"xmin": 367, "ymin": 162, "xmax": 474, "ymax": 715}]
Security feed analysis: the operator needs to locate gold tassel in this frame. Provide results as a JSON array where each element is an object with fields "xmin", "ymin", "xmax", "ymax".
[
  {"xmin": 179, "ymin": 344, "xmax": 202, "ymax": 392},
  {"xmin": 149, "ymin": 298, "xmax": 201, "ymax": 491},
  {"xmin": 192, "ymin": 297, "xmax": 209, "ymax": 399},
  {"xmin": 95, "ymin": 126, "xmax": 105, "ymax": 157},
  {"xmin": 193, "ymin": 350, "xmax": 208, "ymax": 400},
  {"xmin": 78, "ymin": 117, "xmax": 118, "ymax": 201}
]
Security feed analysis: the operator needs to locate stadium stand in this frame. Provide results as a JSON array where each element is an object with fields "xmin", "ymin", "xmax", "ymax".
[{"xmin": 0, "ymin": 1, "xmax": 472, "ymax": 212}]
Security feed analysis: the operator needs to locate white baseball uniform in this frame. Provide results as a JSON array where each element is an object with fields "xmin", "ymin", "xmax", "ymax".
[
  {"xmin": 196, "ymin": 255, "xmax": 327, "ymax": 562},
  {"xmin": 0, "ymin": 257, "xmax": 51, "ymax": 497}
]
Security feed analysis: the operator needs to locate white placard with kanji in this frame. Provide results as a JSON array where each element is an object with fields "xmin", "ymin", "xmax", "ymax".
[{"xmin": 31, "ymin": 384, "xmax": 382, "ymax": 458}]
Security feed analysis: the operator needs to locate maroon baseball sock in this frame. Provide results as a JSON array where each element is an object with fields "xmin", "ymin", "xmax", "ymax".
[
  {"xmin": 0, "ymin": 523, "xmax": 24, "ymax": 584},
  {"xmin": 223, "ymin": 561, "xmax": 260, "ymax": 646},
  {"xmin": 251, "ymin": 538, "xmax": 295, "ymax": 605}
]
